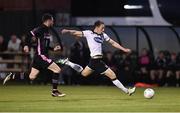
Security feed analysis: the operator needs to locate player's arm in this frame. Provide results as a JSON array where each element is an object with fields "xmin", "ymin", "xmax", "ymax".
[
  {"xmin": 24, "ymin": 28, "xmax": 41, "ymax": 53},
  {"xmin": 61, "ymin": 29, "xmax": 83, "ymax": 38},
  {"xmin": 108, "ymin": 39, "xmax": 131, "ymax": 53},
  {"xmin": 23, "ymin": 32, "xmax": 33, "ymax": 53},
  {"xmin": 50, "ymin": 27, "xmax": 63, "ymax": 51}
]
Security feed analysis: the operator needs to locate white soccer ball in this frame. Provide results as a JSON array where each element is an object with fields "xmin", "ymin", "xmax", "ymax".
[{"xmin": 144, "ymin": 88, "xmax": 155, "ymax": 99}]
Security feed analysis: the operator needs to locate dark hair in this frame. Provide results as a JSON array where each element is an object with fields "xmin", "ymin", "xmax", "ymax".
[
  {"xmin": 93, "ymin": 20, "xmax": 104, "ymax": 28},
  {"xmin": 42, "ymin": 13, "xmax": 53, "ymax": 22}
]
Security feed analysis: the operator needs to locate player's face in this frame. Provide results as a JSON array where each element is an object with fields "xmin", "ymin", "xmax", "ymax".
[
  {"xmin": 96, "ymin": 24, "xmax": 105, "ymax": 34},
  {"xmin": 49, "ymin": 17, "xmax": 54, "ymax": 27}
]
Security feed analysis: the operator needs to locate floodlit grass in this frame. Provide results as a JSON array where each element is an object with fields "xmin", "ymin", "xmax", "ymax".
[{"xmin": 0, "ymin": 85, "xmax": 180, "ymax": 112}]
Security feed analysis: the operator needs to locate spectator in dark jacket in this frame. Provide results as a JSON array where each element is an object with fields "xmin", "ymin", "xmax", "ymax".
[
  {"xmin": 165, "ymin": 53, "xmax": 178, "ymax": 86},
  {"xmin": 150, "ymin": 51, "xmax": 167, "ymax": 85}
]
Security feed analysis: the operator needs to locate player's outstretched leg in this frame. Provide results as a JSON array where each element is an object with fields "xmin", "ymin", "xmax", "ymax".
[
  {"xmin": 103, "ymin": 68, "xmax": 136, "ymax": 96},
  {"xmin": 56, "ymin": 58, "xmax": 83, "ymax": 73}
]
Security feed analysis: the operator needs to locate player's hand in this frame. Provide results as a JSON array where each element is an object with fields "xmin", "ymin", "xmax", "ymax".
[
  {"xmin": 54, "ymin": 45, "xmax": 61, "ymax": 51},
  {"xmin": 124, "ymin": 48, "xmax": 131, "ymax": 53},
  {"xmin": 61, "ymin": 29, "xmax": 69, "ymax": 34},
  {"xmin": 23, "ymin": 46, "xmax": 29, "ymax": 53}
]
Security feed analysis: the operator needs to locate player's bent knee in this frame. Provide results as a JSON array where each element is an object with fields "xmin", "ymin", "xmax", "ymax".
[
  {"xmin": 56, "ymin": 67, "xmax": 61, "ymax": 73},
  {"xmin": 104, "ymin": 69, "xmax": 117, "ymax": 80},
  {"xmin": 80, "ymin": 66, "xmax": 92, "ymax": 77},
  {"xmin": 106, "ymin": 73, "xmax": 116, "ymax": 80},
  {"xmin": 49, "ymin": 67, "xmax": 61, "ymax": 73},
  {"xmin": 53, "ymin": 69, "xmax": 61, "ymax": 74},
  {"xmin": 48, "ymin": 62, "xmax": 61, "ymax": 73},
  {"xmin": 110, "ymin": 74, "xmax": 117, "ymax": 80}
]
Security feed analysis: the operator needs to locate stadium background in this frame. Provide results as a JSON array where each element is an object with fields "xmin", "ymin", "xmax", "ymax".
[{"xmin": 0, "ymin": 0, "xmax": 180, "ymax": 85}]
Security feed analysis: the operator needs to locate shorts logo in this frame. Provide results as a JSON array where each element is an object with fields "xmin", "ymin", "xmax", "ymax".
[{"xmin": 94, "ymin": 37, "xmax": 104, "ymax": 43}]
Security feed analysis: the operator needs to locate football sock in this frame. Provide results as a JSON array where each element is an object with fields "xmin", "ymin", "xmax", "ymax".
[
  {"xmin": 52, "ymin": 73, "xmax": 59, "ymax": 90},
  {"xmin": 65, "ymin": 61, "xmax": 83, "ymax": 73},
  {"xmin": 112, "ymin": 79, "xmax": 128, "ymax": 93}
]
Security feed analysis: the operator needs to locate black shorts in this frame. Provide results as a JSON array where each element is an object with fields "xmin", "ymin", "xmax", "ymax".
[
  {"xmin": 32, "ymin": 55, "xmax": 53, "ymax": 70},
  {"xmin": 87, "ymin": 58, "xmax": 109, "ymax": 74}
]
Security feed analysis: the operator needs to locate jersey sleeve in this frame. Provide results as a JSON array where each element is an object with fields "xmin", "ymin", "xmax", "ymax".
[
  {"xmin": 82, "ymin": 30, "xmax": 91, "ymax": 37},
  {"xmin": 103, "ymin": 33, "xmax": 110, "ymax": 41},
  {"xmin": 24, "ymin": 27, "xmax": 42, "ymax": 47},
  {"xmin": 30, "ymin": 27, "xmax": 43, "ymax": 37}
]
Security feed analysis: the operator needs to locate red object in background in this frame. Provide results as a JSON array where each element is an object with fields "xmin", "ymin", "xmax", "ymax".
[{"xmin": 135, "ymin": 82, "xmax": 158, "ymax": 88}]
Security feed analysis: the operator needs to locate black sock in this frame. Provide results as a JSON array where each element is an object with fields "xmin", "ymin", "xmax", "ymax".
[{"xmin": 52, "ymin": 73, "xmax": 59, "ymax": 90}]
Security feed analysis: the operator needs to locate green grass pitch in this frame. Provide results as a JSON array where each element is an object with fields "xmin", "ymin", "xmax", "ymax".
[{"xmin": 0, "ymin": 85, "xmax": 180, "ymax": 112}]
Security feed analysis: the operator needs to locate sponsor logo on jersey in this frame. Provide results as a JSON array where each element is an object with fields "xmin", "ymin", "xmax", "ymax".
[{"xmin": 94, "ymin": 36, "xmax": 104, "ymax": 43}]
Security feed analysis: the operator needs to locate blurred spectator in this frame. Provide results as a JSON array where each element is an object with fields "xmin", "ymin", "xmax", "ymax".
[
  {"xmin": 175, "ymin": 52, "xmax": 180, "ymax": 87},
  {"xmin": 0, "ymin": 35, "xmax": 7, "ymax": 53},
  {"xmin": 112, "ymin": 50, "xmax": 124, "ymax": 68},
  {"xmin": 104, "ymin": 51, "xmax": 116, "ymax": 71},
  {"xmin": 7, "ymin": 34, "xmax": 21, "ymax": 52},
  {"xmin": 150, "ymin": 51, "xmax": 167, "ymax": 85},
  {"xmin": 121, "ymin": 53, "xmax": 134, "ymax": 85},
  {"xmin": 70, "ymin": 40, "xmax": 88, "ymax": 67},
  {"xmin": 165, "ymin": 52, "xmax": 178, "ymax": 86},
  {"xmin": 0, "ymin": 35, "xmax": 8, "ymax": 79},
  {"xmin": 20, "ymin": 34, "xmax": 26, "ymax": 51},
  {"xmin": 111, "ymin": 50, "xmax": 123, "ymax": 76},
  {"xmin": 7, "ymin": 34, "xmax": 21, "ymax": 69},
  {"xmin": 164, "ymin": 50, "xmax": 171, "ymax": 63},
  {"xmin": 138, "ymin": 48, "xmax": 151, "ymax": 83},
  {"xmin": 112, "ymin": 50, "xmax": 134, "ymax": 85},
  {"xmin": 129, "ymin": 50, "xmax": 138, "ymax": 69},
  {"xmin": 139, "ymin": 48, "xmax": 150, "ymax": 73},
  {"xmin": 0, "ymin": 57, "xmax": 7, "ymax": 80},
  {"xmin": 121, "ymin": 54, "xmax": 132, "ymax": 72},
  {"xmin": 0, "ymin": 35, "xmax": 8, "ymax": 60}
]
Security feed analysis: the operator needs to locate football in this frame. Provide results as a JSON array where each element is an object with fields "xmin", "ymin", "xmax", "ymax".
[{"xmin": 144, "ymin": 88, "xmax": 155, "ymax": 99}]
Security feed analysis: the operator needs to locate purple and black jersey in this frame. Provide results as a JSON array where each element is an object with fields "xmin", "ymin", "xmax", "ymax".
[
  {"xmin": 25, "ymin": 24, "xmax": 63, "ymax": 56},
  {"xmin": 25, "ymin": 24, "xmax": 63, "ymax": 68},
  {"xmin": 30, "ymin": 24, "xmax": 51, "ymax": 56}
]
